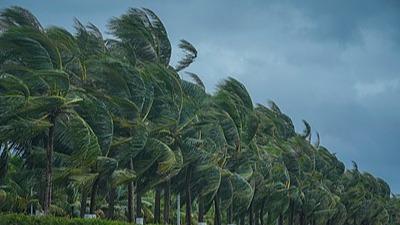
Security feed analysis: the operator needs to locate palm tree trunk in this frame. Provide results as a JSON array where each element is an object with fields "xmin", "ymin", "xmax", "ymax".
[
  {"xmin": 198, "ymin": 197, "xmax": 204, "ymax": 223},
  {"xmin": 299, "ymin": 212, "xmax": 305, "ymax": 225},
  {"xmin": 44, "ymin": 115, "xmax": 56, "ymax": 215},
  {"xmin": 227, "ymin": 205, "xmax": 233, "ymax": 224},
  {"xmin": 0, "ymin": 144, "xmax": 10, "ymax": 186},
  {"xmin": 107, "ymin": 187, "xmax": 116, "ymax": 219},
  {"xmin": 70, "ymin": 205, "xmax": 74, "ymax": 217},
  {"xmin": 154, "ymin": 186, "xmax": 161, "ymax": 223},
  {"xmin": 128, "ymin": 158, "xmax": 135, "ymax": 223},
  {"xmin": 255, "ymin": 210, "xmax": 260, "ymax": 225},
  {"xmin": 80, "ymin": 187, "xmax": 87, "ymax": 218},
  {"xmin": 289, "ymin": 201, "xmax": 294, "ymax": 225},
  {"xmin": 239, "ymin": 215, "xmax": 245, "ymax": 225},
  {"xmin": 214, "ymin": 194, "xmax": 221, "ymax": 225},
  {"xmin": 177, "ymin": 194, "xmax": 181, "ymax": 225},
  {"xmin": 185, "ymin": 167, "xmax": 192, "ymax": 225},
  {"xmin": 278, "ymin": 214, "xmax": 283, "ymax": 225},
  {"xmin": 326, "ymin": 219, "xmax": 331, "ymax": 225},
  {"xmin": 260, "ymin": 201, "xmax": 265, "ymax": 225},
  {"xmin": 89, "ymin": 177, "xmax": 99, "ymax": 214},
  {"xmin": 164, "ymin": 180, "xmax": 171, "ymax": 224},
  {"xmin": 249, "ymin": 201, "xmax": 254, "ymax": 225},
  {"xmin": 136, "ymin": 190, "xmax": 142, "ymax": 219}
]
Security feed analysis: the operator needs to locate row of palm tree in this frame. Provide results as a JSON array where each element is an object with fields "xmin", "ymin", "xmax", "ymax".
[{"xmin": 0, "ymin": 6, "xmax": 399, "ymax": 225}]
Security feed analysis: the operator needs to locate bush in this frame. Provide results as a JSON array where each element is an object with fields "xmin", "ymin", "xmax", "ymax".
[{"xmin": 0, "ymin": 214, "xmax": 134, "ymax": 225}]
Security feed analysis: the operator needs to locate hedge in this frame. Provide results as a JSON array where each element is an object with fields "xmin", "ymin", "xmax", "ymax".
[{"xmin": 0, "ymin": 214, "xmax": 152, "ymax": 225}]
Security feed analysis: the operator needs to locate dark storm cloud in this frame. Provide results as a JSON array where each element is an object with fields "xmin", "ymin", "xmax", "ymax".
[{"xmin": 1, "ymin": 0, "xmax": 399, "ymax": 192}]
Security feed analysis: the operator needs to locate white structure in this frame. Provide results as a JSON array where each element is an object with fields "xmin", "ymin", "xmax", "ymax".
[
  {"xmin": 35, "ymin": 210, "xmax": 43, "ymax": 216},
  {"xmin": 136, "ymin": 217, "xmax": 144, "ymax": 225},
  {"xmin": 84, "ymin": 214, "xmax": 96, "ymax": 219}
]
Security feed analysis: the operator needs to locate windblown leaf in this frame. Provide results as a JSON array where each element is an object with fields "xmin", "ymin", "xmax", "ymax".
[
  {"xmin": 175, "ymin": 39, "xmax": 197, "ymax": 72},
  {"xmin": 55, "ymin": 112, "xmax": 101, "ymax": 167}
]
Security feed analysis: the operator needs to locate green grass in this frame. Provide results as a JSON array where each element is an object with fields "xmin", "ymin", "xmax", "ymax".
[{"xmin": 0, "ymin": 213, "xmax": 145, "ymax": 225}]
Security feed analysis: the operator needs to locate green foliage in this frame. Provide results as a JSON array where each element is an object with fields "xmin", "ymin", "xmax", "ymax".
[
  {"xmin": 0, "ymin": 5, "xmax": 399, "ymax": 225},
  {"xmin": 0, "ymin": 214, "xmax": 133, "ymax": 225}
]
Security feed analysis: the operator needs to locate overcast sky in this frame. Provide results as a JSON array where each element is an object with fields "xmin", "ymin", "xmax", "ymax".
[{"xmin": 1, "ymin": 0, "xmax": 399, "ymax": 192}]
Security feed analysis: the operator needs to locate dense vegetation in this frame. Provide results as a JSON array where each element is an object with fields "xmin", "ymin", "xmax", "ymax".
[
  {"xmin": 0, "ymin": 6, "xmax": 399, "ymax": 225},
  {"xmin": 0, "ymin": 214, "xmax": 131, "ymax": 225}
]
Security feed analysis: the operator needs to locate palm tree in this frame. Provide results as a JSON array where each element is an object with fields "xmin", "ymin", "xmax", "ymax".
[
  {"xmin": 212, "ymin": 77, "xmax": 260, "ymax": 225},
  {"xmin": 0, "ymin": 7, "xmax": 103, "ymax": 215}
]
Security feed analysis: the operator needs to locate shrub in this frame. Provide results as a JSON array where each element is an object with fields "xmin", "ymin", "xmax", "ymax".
[{"xmin": 0, "ymin": 214, "xmax": 134, "ymax": 225}]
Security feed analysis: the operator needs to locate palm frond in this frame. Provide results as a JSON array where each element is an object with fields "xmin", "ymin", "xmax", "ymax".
[
  {"xmin": 142, "ymin": 8, "xmax": 172, "ymax": 65},
  {"xmin": 175, "ymin": 39, "xmax": 197, "ymax": 72},
  {"xmin": 72, "ymin": 91, "xmax": 113, "ymax": 156},
  {"xmin": 55, "ymin": 111, "xmax": 101, "ymax": 167},
  {"xmin": 0, "ymin": 6, "xmax": 43, "ymax": 31},
  {"xmin": 185, "ymin": 71, "xmax": 205, "ymax": 90}
]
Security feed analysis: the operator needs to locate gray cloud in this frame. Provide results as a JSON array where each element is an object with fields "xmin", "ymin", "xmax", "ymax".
[{"xmin": 1, "ymin": 0, "xmax": 400, "ymax": 192}]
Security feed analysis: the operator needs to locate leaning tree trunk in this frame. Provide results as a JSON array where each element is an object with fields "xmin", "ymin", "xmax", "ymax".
[
  {"xmin": 185, "ymin": 167, "xmax": 192, "ymax": 225},
  {"xmin": 80, "ymin": 187, "xmax": 87, "ymax": 218},
  {"xmin": 127, "ymin": 158, "xmax": 135, "ymax": 223},
  {"xmin": 164, "ymin": 180, "xmax": 171, "ymax": 224},
  {"xmin": 44, "ymin": 115, "xmax": 56, "ymax": 215},
  {"xmin": 89, "ymin": 177, "xmax": 99, "ymax": 214},
  {"xmin": 154, "ymin": 186, "xmax": 161, "ymax": 223},
  {"xmin": 214, "ymin": 194, "xmax": 221, "ymax": 225}
]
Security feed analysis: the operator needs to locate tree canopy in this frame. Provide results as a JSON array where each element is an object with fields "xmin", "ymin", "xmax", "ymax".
[{"xmin": 0, "ymin": 6, "xmax": 399, "ymax": 225}]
